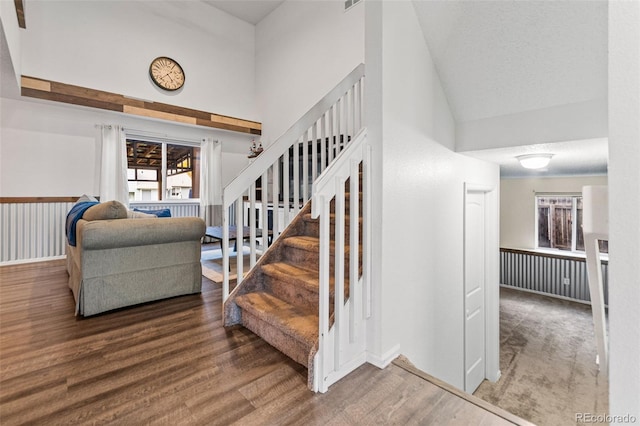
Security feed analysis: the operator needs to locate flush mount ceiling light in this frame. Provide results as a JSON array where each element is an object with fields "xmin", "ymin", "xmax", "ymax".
[{"xmin": 516, "ymin": 153, "xmax": 553, "ymax": 169}]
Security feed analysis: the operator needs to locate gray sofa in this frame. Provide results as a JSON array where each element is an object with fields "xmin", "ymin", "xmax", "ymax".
[{"xmin": 66, "ymin": 203, "xmax": 205, "ymax": 316}]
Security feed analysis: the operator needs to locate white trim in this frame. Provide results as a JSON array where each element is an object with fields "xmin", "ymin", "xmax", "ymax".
[
  {"xmin": 123, "ymin": 128, "xmax": 204, "ymax": 146},
  {"xmin": 502, "ymin": 246, "xmax": 609, "ymax": 262},
  {"xmin": 487, "ymin": 370, "xmax": 501, "ymax": 383},
  {"xmin": 129, "ymin": 199, "xmax": 201, "ymax": 205},
  {"xmin": 322, "ymin": 352, "xmax": 368, "ymax": 391},
  {"xmin": 366, "ymin": 344, "xmax": 400, "ymax": 369},
  {"xmin": 464, "ymin": 182, "xmax": 500, "ymax": 391}
]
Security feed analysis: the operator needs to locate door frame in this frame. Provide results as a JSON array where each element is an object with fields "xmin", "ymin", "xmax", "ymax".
[{"xmin": 464, "ymin": 183, "xmax": 500, "ymax": 386}]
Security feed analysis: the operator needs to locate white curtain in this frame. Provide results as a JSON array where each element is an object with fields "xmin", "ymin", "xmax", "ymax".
[
  {"xmin": 96, "ymin": 125, "xmax": 129, "ymax": 207},
  {"xmin": 200, "ymin": 138, "xmax": 222, "ymax": 226}
]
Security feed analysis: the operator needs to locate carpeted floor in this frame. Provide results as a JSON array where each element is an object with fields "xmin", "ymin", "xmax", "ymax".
[{"xmin": 474, "ymin": 287, "xmax": 609, "ymax": 426}]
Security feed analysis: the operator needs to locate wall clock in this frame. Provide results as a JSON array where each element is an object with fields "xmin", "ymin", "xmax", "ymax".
[{"xmin": 149, "ymin": 56, "xmax": 185, "ymax": 91}]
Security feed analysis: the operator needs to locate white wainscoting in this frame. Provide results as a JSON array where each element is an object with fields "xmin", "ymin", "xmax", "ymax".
[
  {"xmin": 1, "ymin": 200, "xmax": 201, "ymax": 265},
  {"xmin": 500, "ymin": 248, "xmax": 609, "ymax": 305},
  {"xmin": 1, "ymin": 201, "xmax": 75, "ymax": 264}
]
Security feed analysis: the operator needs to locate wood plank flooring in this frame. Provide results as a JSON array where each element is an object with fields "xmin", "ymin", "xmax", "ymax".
[{"xmin": 1, "ymin": 260, "xmax": 528, "ymax": 425}]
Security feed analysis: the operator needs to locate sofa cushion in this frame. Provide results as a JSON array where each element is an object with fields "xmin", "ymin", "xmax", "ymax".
[
  {"xmin": 83, "ymin": 200, "xmax": 128, "ymax": 221},
  {"xmin": 133, "ymin": 208, "xmax": 172, "ymax": 218}
]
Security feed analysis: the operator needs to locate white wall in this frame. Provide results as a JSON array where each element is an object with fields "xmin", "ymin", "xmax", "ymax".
[
  {"xmin": 255, "ymin": 0, "xmax": 364, "ymax": 145},
  {"xmin": 0, "ymin": 97, "xmax": 252, "ymax": 197},
  {"xmin": 501, "ymin": 175, "xmax": 608, "ymax": 250},
  {"xmin": 456, "ymin": 98, "xmax": 608, "ymax": 152},
  {"xmin": 0, "ymin": 0, "xmax": 22, "ymax": 87},
  {"xmin": 608, "ymin": 1, "xmax": 640, "ymax": 420},
  {"xmin": 1, "ymin": 0, "xmax": 257, "ymax": 198},
  {"xmin": 21, "ymin": 0, "xmax": 258, "ymax": 121},
  {"xmin": 366, "ymin": 0, "xmax": 500, "ymax": 390}
]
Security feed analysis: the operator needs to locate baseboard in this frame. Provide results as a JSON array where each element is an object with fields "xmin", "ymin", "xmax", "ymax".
[
  {"xmin": 487, "ymin": 370, "xmax": 501, "ymax": 383},
  {"xmin": 366, "ymin": 344, "xmax": 400, "ymax": 369},
  {"xmin": 0, "ymin": 255, "xmax": 66, "ymax": 267},
  {"xmin": 500, "ymin": 284, "xmax": 608, "ymax": 308}
]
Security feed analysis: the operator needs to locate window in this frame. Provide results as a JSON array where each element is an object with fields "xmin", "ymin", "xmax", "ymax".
[
  {"xmin": 536, "ymin": 195, "xmax": 608, "ymax": 253},
  {"xmin": 127, "ymin": 139, "xmax": 200, "ymax": 201},
  {"xmin": 344, "ymin": 0, "xmax": 362, "ymax": 11}
]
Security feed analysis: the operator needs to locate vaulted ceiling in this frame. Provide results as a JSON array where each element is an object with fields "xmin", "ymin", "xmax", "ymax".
[
  {"xmin": 3, "ymin": 0, "xmax": 609, "ymax": 177},
  {"xmin": 202, "ymin": 1, "xmax": 284, "ymax": 25},
  {"xmin": 412, "ymin": 0, "xmax": 608, "ymax": 123},
  {"xmin": 411, "ymin": 0, "xmax": 609, "ymax": 177},
  {"xmin": 200, "ymin": 0, "xmax": 609, "ymax": 178}
]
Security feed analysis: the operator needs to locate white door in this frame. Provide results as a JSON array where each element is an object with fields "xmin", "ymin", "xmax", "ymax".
[{"xmin": 465, "ymin": 191, "xmax": 485, "ymax": 393}]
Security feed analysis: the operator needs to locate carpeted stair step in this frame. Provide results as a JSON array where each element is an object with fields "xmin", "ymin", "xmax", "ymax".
[
  {"xmin": 281, "ymin": 235, "xmax": 352, "ymax": 271},
  {"xmin": 302, "ymin": 213, "xmax": 363, "ymax": 239},
  {"xmin": 281, "ymin": 235, "xmax": 361, "ymax": 277},
  {"xmin": 235, "ymin": 292, "xmax": 318, "ymax": 367},
  {"xmin": 262, "ymin": 261, "xmax": 346, "ymax": 312}
]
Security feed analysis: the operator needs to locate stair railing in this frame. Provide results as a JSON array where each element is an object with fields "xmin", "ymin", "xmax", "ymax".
[
  {"xmin": 221, "ymin": 64, "xmax": 365, "ymax": 302},
  {"xmin": 311, "ymin": 127, "xmax": 370, "ymax": 393}
]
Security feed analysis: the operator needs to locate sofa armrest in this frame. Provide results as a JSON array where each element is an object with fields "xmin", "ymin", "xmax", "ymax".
[{"xmin": 77, "ymin": 217, "xmax": 205, "ymax": 250}]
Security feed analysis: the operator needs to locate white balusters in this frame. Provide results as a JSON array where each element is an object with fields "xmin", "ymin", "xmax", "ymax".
[
  {"xmin": 249, "ymin": 183, "xmax": 257, "ymax": 266},
  {"xmin": 271, "ymin": 159, "xmax": 280, "ymax": 243},
  {"xmin": 349, "ymin": 159, "xmax": 359, "ymax": 343},
  {"xmin": 333, "ymin": 176, "xmax": 346, "ymax": 368},
  {"xmin": 312, "ymin": 121, "xmax": 318, "ymax": 183},
  {"xmin": 293, "ymin": 138, "xmax": 300, "ymax": 216},
  {"xmin": 312, "ymin": 129, "xmax": 369, "ymax": 392},
  {"xmin": 221, "ymin": 63, "xmax": 365, "ymax": 316},
  {"xmin": 283, "ymin": 149, "xmax": 290, "ymax": 225},
  {"xmin": 302, "ymin": 130, "xmax": 309, "ymax": 202},
  {"xmin": 235, "ymin": 196, "xmax": 243, "ymax": 283}
]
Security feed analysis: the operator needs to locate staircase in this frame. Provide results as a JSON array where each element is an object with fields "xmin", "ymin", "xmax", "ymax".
[
  {"xmin": 220, "ymin": 64, "xmax": 369, "ymax": 392},
  {"xmin": 224, "ymin": 172, "xmax": 362, "ymax": 390}
]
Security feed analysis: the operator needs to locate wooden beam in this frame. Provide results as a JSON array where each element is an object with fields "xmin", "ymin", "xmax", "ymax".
[
  {"xmin": 20, "ymin": 76, "xmax": 262, "ymax": 135},
  {"xmin": 14, "ymin": 0, "xmax": 25, "ymax": 29}
]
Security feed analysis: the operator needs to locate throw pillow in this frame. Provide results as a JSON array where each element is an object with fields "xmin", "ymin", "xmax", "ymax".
[
  {"xmin": 127, "ymin": 209, "xmax": 157, "ymax": 219},
  {"xmin": 83, "ymin": 200, "xmax": 128, "ymax": 221},
  {"xmin": 133, "ymin": 208, "xmax": 172, "ymax": 218},
  {"xmin": 76, "ymin": 194, "xmax": 98, "ymax": 204}
]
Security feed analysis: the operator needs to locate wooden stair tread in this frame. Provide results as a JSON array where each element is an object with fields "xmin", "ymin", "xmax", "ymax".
[{"xmin": 235, "ymin": 292, "xmax": 318, "ymax": 345}]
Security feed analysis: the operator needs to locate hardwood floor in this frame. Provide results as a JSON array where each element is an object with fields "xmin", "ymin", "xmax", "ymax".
[{"xmin": 1, "ymin": 259, "xmax": 528, "ymax": 425}]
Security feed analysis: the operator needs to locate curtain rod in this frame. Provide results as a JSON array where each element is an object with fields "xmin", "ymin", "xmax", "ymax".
[{"xmin": 122, "ymin": 127, "xmax": 207, "ymax": 145}]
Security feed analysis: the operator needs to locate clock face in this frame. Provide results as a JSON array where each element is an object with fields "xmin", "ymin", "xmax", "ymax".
[{"xmin": 149, "ymin": 57, "xmax": 185, "ymax": 91}]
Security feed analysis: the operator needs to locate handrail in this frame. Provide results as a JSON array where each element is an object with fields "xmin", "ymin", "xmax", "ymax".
[
  {"xmin": 311, "ymin": 128, "xmax": 366, "ymax": 216},
  {"xmin": 223, "ymin": 63, "xmax": 365, "ymax": 208},
  {"xmin": 221, "ymin": 64, "xmax": 366, "ymax": 303}
]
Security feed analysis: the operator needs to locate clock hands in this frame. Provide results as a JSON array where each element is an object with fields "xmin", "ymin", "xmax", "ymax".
[{"xmin": 150, "ymin": 57, "xmax": 184, "ymax": 90}]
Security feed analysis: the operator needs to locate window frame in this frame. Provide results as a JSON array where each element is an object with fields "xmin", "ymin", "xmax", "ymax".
[
  {"xmin": 534, "ymin": 192, "xmax": 608, "ymax": 254},
  {"xmin": 125, "ymin": 131, "xmax": 202, "ymax": 202}
]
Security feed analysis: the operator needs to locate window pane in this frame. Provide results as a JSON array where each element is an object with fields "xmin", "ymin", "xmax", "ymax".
[
  {"xmin": 537, "ymin": 196, "xmax": 573, "ymax": 251},
  {"xmin": 537, "ymin": 204, "xmax": 551, "ymax": 248},
  {"xmin": 576, "ymin": 197, "xmax": 585, "ymax": 251},
  {"xmin": 127, "ymin": 140, "xmax": 162, "ymax": 201},
  {"xmin": 126, "ymin": 140, "xmax": 201, "ymax": 201},
  {"xmin": 599, "ymin": 240, "xmax": 609, "ymax": 253},
  {"xmin": 166, "ymin": 144, "xmax": 198, "ymax": 199}
]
